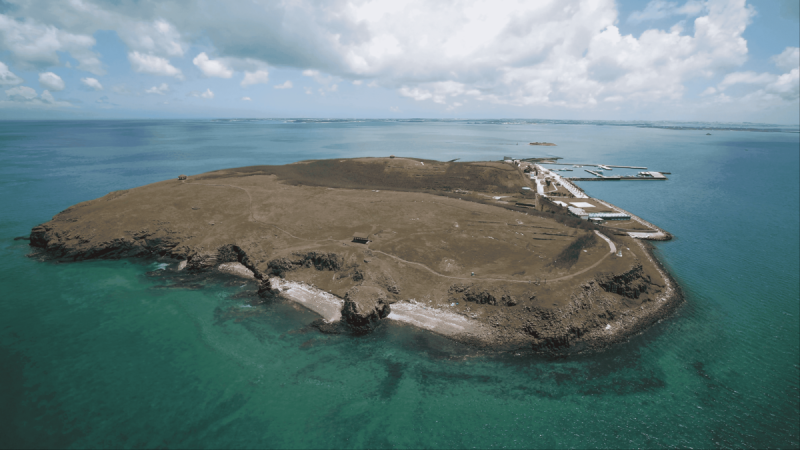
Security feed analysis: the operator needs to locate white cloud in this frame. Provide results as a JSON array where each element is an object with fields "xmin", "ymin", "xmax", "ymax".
[
  {"xmin": 117, "ymin": 19, "xmax": 185, "ymax": 57},
  {"xmin": 6, "ymin": 85, "xmax": 37, "ymax": 101},
  {"xmin": 718, "ymin": 71, "xmax": 777, "ymax": 91},
  {"xmin": 241, "ymin": 69, "xmax": 269, "ymax": 87},
  {"xmin": 274, "ymin": 80, "xmax": 293, "ymax": 89},
  {"xmin": 0, "ymin": 61, "xmax": 23, "ymax": 85},
  {"xmin": 38, "ymin": 72, "xmax": 64, "ymax": 91},
  {"xmin": 0, "ymin": 14, "xmax": 104, "ymax": 74},
  {"xmin": 713, "ymin": 47, "xmax": 800, "ymax": 104},
  {"xmin": 2, "ymin": 0, "xmax": 795, "ymax": 119},
  {"xmin": 145, "ymin": 83, "xmax": 169, "ymax": 95},
  {"xmin": 128, "ymin": 51, "xmax": 183, "ymax": 79},
  {"xmin": 352, "ymin": 80, "xmax": 363, "ymax": 86},
  {"xmin": 193, "ymin": 52, "xmax": 233, "ymax": 78},
  {"xmin": 772, "ymin": 47, "xmax": 800, "ymax": 72},
  {"xmin": 40, "ymin": 89, "xmax": 56, "ymax": 103},
  {"xmin": 81, "ymin": 77, "xmax": 103, "ymax": 90},
  {"xmin": 189, "ymin": 88, "xmax": 214, "ymax": 99},
  {"xmin": 389, "ymin": 106, "xmax": 399, "ymax": 112},
  {"xmin": 241, "ymin": 96, "xmax": 251, "ymax": 101},
  {"xmin": 112, "ymin": 85, "xmax": 130, "ymax": 94},
  {"xmin": 3, "ymin": 85, "xmax": 72, "ymax": 107},
  {"xmin": 304, "ymin": 69, "xmax": 338, "ymax": 93}
]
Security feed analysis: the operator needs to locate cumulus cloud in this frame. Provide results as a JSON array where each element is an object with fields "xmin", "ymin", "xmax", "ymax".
[
  {"xmin": 193, "ymin": 52, "xmax": 233, "ymax": 78},
  {"xmin": 117, "ymin": 19, "xmax": 185, "ymax": 58},
  {"xmin": 3, "ymin": 85, "xmax": 72, "ymax": 107},
  {"xmin": 304, "ymin": 69, "xmax": 338, "ymax": 93},
  {"xmin": 241, "ymin": 96, "xmax": 251, "ymax": 101},
  {"xmin": 38, "ymin": 72, "xmax": 64, "ymax": 91},
  {"xmin": 145, "ymin": 83, "xmax": 169, "ymax": 95},
  {"xmin": 274, "ymin": 80, "xmax": 293, "ymax": 89},
  {"xmin": 6, "ymin": 85, "xmax": 37, "ymax": 101},
  {"xmin": 189, "ymin": 88, "xmax": 214, "ymax": 99},
  {"xmin": 0, "ymin": 61, "xmax": 23, "ymax": 85},
  {"xmin": 772, "ymin": 47, "xmax": 800, "ymax": 72},
  {"xmin": 81, "ymin": 77, "xmax": 103, "ymax": 90},
  {"xmin": 128, "ymin": 51, "xmax": 183, "ymax": 79},
  {"xmin": 1, "ymin": 0, "xmax": 795, "ymax": 116},
  {"xmin": 0, "ymin": 14, "xmax": 104, "ymax": 74},
  {"xmin": 712, "ymin": 46, "xmax": 800, "ymax": 104},
  {"xmin": 241, "ymin": 69, "xmax": 269, "ymax": 87},
  {"xmin": 718, "ymin": 71, "xmax": 777, "ymax": 90}
]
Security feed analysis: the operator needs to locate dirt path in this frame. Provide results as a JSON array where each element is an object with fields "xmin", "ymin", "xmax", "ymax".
[
  {"xmin": 594, "ymin": 230, "xmax": 616, "ymax": 253},
  {"xmin": 187, "ymin": 181, "xmax": 611, "ymax": 285}
]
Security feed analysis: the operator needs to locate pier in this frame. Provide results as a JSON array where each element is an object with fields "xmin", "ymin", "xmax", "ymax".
[
  {"xmin": 543, "ymin": 163, "xmax": 648, "ymax": 169},
  {"xmin": 568, "ymin": 177, "xmax": 666, "ymax": 181},
  {"xmin": 516, "ymin": 160, "xmax": 673, "ymax": 240}
]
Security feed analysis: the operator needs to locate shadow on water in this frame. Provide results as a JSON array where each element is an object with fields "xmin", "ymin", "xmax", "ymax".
[{"xmin": 0, "ymin": 346, "xmax": 83, "ymax": 449}]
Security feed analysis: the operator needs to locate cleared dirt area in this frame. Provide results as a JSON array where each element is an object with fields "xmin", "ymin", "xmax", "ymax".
[{"xmin": 29, "ymin": 157, "xmax": 682, "ymax": 353}]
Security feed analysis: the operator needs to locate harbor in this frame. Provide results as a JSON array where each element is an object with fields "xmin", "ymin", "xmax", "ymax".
[
  {"xmin": 508, "ymin": 157, "xmax": 673, "ymax": 240},
  {"xmin": 525, "ymin": 160, "xmax": 670, "ymax": 180}
]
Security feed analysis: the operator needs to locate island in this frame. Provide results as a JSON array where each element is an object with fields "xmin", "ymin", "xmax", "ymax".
[{"xmin": 28, "ymin": 157, "xmax": 682, "ymax": 354}]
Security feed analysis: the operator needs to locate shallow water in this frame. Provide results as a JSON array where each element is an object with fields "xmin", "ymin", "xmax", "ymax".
[{"xmin": 1, "ymin": 120, "xmax": 798, "ymax": 449}]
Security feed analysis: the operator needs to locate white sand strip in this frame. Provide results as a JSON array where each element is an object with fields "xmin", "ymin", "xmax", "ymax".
[
  {"xmin": 217, "ymin": 262, "xmax": 255, "ymax": 278},
  {"xmin": 275, "ymin": 280, "xmax": 344, "ymax": 322},
  {"xmin": 387, "ymin": 302, "xmax": 485, "ymax": 337}
]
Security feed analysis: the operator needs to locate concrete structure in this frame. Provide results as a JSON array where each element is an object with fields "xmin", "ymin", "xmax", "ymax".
[
  {"xmin": 568, "ymin": 206, "xmax": 589, "ymax": 220},
  {"xmin": 588, "ymin": 212, "xmax": 630, "ymax": 221},
  {"xmin": 638, "ymin": 171, "xmax": 667, "ymax": 179},
  {"xmin": 352, "ymin": 233, "xmax": 371, "ymax": 244}
]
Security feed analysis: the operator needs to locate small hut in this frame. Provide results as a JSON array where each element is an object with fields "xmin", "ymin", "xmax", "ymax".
[
  {"xmin": 178, "ymin": 174, "xmax": 188, "ymax": 181},
  {"xmin": 352, "ymin": 232, "xmax": 371, "ymax": 244}
]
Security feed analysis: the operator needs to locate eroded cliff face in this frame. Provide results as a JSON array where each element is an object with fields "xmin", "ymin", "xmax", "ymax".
[
  {"xmin": 341, "ymin": 286, "xmax": 392, "ymax": 334},
  {"xmin": 29, "ymin": 225, "xmax": 680, "ymax": 354}
]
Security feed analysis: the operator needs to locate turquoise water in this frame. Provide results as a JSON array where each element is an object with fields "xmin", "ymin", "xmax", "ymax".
[{"xmin": 1, "ymin": 120, "xmax": 798, "ymax": 449}]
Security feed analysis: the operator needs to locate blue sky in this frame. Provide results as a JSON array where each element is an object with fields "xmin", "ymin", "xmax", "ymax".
[{"xmin": 1, "ymin": 0, "xmax": 798, "ymax": 123}]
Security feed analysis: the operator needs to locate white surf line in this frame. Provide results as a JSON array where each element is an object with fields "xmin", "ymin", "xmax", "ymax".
[{"xmin": 594, "ymin": 230, "xmax": 616, "ymax": 254}]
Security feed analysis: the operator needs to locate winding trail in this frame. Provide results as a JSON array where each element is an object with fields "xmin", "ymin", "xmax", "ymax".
[
  {"xmin": 186, "ymin": 181, "xmax": 615, "ymax": 284},
  {"xmin": 594, "ymin": 230, "xmax": 616, "ymax": 253}
]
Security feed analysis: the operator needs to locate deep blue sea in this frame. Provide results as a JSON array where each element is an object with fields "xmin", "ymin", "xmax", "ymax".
[{"xmin": 1, "ymin": 119, "xmax": 798, "ymax": 449}]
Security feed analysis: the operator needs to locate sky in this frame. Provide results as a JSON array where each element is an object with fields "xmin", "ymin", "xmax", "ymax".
[{"xmin": 0, "ymin": 0, "xmax": 798, "ymax": 123}]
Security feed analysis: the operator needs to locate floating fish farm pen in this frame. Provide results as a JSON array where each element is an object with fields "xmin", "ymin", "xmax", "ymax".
[{"xmin": 588, "ymin": 212, "xmax": 631, "ymax": 221}]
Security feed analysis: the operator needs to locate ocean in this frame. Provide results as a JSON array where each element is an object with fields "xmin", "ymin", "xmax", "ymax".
[{"xmin": 1, "ymin": 119, "xmax": 798, "ymax": 449}]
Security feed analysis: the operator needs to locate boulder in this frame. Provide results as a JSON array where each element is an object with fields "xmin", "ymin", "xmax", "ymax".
[
  {"xmin": 257, "ymin": 277, "xmax": 282, "ymax": 297},
  {"xmin": 341, "ymin": 286, "xmax": 391, "ymax": 334}
]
